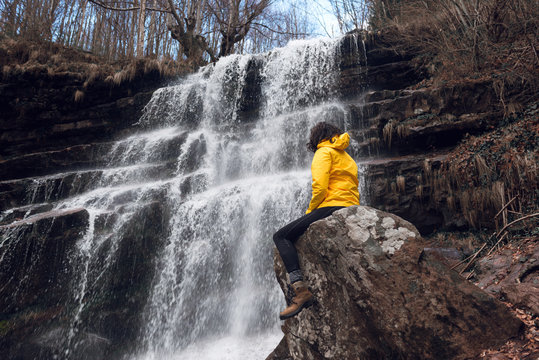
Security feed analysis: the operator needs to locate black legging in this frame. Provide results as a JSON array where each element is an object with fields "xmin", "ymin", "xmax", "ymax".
[{"xmin": 273, "ymin": 206, "xmax": 344, "ymax": 273}]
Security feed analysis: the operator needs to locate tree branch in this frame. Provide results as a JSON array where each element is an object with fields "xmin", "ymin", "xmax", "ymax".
[
  {"xmin": 494, "ymin": 195, "xmax": 518, "ymax": 219},
  {"xmin": 496, "ymin": 212, "xmax": 539, "ymax": 238},
  {"xmin": 252, "ymin": 21, "xmax": 308, "ymax": 36},
  {"xmin": 165, "ymin": 0, "xmax": 183, "ymax": 26},
  {"xmin": 88, "ymin": 0, "xmax": 169, "ymax": 13}
]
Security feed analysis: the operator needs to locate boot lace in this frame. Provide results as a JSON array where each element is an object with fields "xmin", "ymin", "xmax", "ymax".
[{"xmin": 285, "ymin": 284, "xmax": 296, "ymax": 305}]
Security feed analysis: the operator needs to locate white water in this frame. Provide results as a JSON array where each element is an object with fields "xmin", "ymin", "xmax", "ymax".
[
  {"xmin": 0, "ymin": 35, "xmax": 365, "ymax": 359},
  {"xmin": 136, "ymin": 37, "xmax": 353, "ymax": 359}
]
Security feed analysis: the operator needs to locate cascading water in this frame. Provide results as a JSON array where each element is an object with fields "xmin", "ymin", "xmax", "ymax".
[
  {"xmin": 0, "ymin": 35, "xmax": 366, "ymax": 360},
  {"xmin": 136, "ymin": 37, "xmax": 358, "ymax": 359}
]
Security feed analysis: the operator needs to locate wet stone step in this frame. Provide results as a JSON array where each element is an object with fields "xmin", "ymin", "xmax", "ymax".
[
  {"xmin": 360, "ymin": 152, "xmax": 450, "ymax": 234},
  {"xmin": 0, "ymin": 163, "xmax": 176, "ymax": 212},
  {"xmin": 105, "ymin": 183, "xmax": 170, "ymax": 211},
  {"xmin": 0, "ymin": 142, "xmax": 115, "ymax": 181},
  {"xmin": 357, "ymin": 80, "xmax": 497, "ymax": 124},
  {"xmin": 362, "ymin": 89, "xmax": 403, "ymax": 103},
  {"xmin": 106, "ymin": 130, "xmax": 189, "ymax": 167},
  {"xmin": 352, "ymin": 139, "xmax": 384, "ymax": 158},
  {"xmin": 0, "ymin": 208, "xmax": 89, "ymax": 313},
  {"xmin": 0, "ymin": 203, "xmax": 54, "ymax": 226},
  {"xmin": 340, "ymin": 60, "xmax": 420, "ymax": 96},
  {"xmin": 348, "ymin": 126, "xmax": 379, "ymax": 139},
  {"xmin": 0, "ymin": 130, "xmax": 190, "ymax": 182},
  {"xmin": 0, "ymin": 171, "xmax": 103, "ymax": 212},
  {"xmin": 178, "ymin": 172, "xmax": 209, "ymax": 196},
  {"xmin": 94, "ymin": 211, "xmax": 119, "ymax": 236}
]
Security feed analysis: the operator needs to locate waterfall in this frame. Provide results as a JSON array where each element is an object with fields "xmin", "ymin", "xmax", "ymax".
[
  {"xmin": 136, "ymin": 37, "xmax": 355, "ymax": 359},
  {"xmin": 0, "ymin": 35, "xmax": 366, "ymax": 360}
]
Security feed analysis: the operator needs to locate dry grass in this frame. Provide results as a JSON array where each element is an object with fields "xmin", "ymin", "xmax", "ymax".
[
  {"xmin": 421, "ymin": 104, "xmax": 538, "ymax": 229},
  {"xmin": 73, "ymin": 89, "xmax": 85, "ymax": 102},
  {"xmin": 382, "ymin": 119, "xmax": 396, "ymax": 147},
  {"xmin": 390, "ymin": 181, "xmax": 397, "ymax": 193},
  {"xmin": 396, "ymin": 175, "xmax": 405, "ymax": 193},
  {"xmin": 104, "ymin": 57, "xmax": 186, "ymax": 86},
  {"xmin": 396, "ymin": 123, "xmax": 410, "ymax": 139},
  {"xmin": 368, "ymin": 137, "xmax": 381, "ymax": 149},
  {"xmin": 423, "ymin": 159, "xmax": 432, "ymax": 177},
  {"xmin": 382, "ymin": 119, "xmax": 412, "ymax": 148},
  {"xmin": 447, "ymin": 195, "xmax": 456, "ymax": 211},
  {"xmin": 369, "ymin": 0, "xmax": 538, "ymax": 111},
  {"xmin": 382, "ymin": 119, "xmax": 413, "ymax": 148},
  {"xmin": 0, "ymin": 36, "xmax": 189, "ymax": 98}
]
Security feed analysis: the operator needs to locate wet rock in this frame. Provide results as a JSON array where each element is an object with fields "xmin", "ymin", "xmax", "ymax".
[
  {"xmin": 342, "ymin": 78, "xmax": 506, "ymax": 235},
  {"xmin": 0, "ymin": 161, "xmax": 177, "ymax": 213},
  {"xmin": 0, "ymin": 200, "xmax": 169, "ymax": 359},
  {"xmin": 0, "ymin": 67, "xmax": 170, "ymax": 159},
  {"xmin": 476, "ymin": 240, "xmax": 539, "ymax": 316},
  {"xmin": 0, "ymin": 170, "xmax": 103, "ymax": 211},
  {"xmin": 347, "ymin": 82, "xmax": 500, "ymax": 157},
  {"xmin": 361, "ymin": 152, "xmax": 452, "ymax": 234},
  {"xmin": 270, "ymin": 206, "xmax": 522, "ymax": 360},
  {"xmin": 0, "ymin": 208, "xmax": 89, "ymax": 313},
  {"xmin": 72, "ymin": 200, "xmax": 170, "ymax": 356},
  {"xmin": 0, "ymin": 208, "xmax": 88, "ymax": 359},
  {"xmin": 238, "ymin": 57, "xmax": 264, "ymax": 122},
  {"xmin": 11, "ymin": 326, "xmax": 111, "ymax": 360},
  {"xmin": 0, "ymin": 203, "xmax": 54, "ymax": 225},
  {"xmin": 0, "ymin": 142, "xmax": 114, "ymax": 181},
  {"xmin": 339, "ymin": 32, "xmax": 423, "ymax": 95}
]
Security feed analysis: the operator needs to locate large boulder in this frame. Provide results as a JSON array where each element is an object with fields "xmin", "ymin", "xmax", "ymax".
[{"xmin": 270, "ymin": 206, "xmax": 522, "ymax": 360}]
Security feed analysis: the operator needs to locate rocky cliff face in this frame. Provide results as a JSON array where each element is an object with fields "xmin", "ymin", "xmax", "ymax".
[
  {"xmin": 0, "ymin": 33, "xmax": 514, "ymax": 232},
  {"xmin": 0, "ymin": 68, "xmax": 175, "ymax": 359},
  {"xmin": 0, "ymin": 63, "xmax": 170, "ymax": 163},
  {"xmin": 307, "ymin": 31, "xmax": 531, "ymax": 235},
  {"xmin": 0, "ymin": 201, "xmax": 170, "ymax": 359},
  {"xmin": 269, "ymin": 206, "xmax": 522, "ymax": 360},
  {"xmin": 0, "ymin": 32, "xmax": 535, "ymax": 359}
]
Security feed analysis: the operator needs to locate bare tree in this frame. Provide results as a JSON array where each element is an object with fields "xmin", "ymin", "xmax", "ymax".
[
  {"xmin": 328, "ymin": 0, "xmax": 369, "ymax": 33},
  {"xmin": 166, "ymin": 0, "xmax": 217, "ymax": 65},
  {"xmin": 209, "ymin": 0, "xmax": 270, "ymax": 57},
  {"xmin": 136, "ymin": 0, "xmax": 146, "ymax": 57},
  {"xmin": 0, "ymin": 0, "xmax": 317, "ymax": 62}
]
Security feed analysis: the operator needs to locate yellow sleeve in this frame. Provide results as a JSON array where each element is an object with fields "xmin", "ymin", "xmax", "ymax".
[{"xmin": 306, "ymin": 148, "xmax": 332, "ymax": 214}]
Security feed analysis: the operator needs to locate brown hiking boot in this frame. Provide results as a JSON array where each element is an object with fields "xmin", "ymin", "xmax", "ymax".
[{"xmin": 279, "ymin": 281, "xmax": 314, "ymax": 320}]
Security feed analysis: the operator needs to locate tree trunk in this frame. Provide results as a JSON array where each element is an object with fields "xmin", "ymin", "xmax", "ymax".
[
  {"xmin": 127, "ymin": 5, "xmax": 136, "ymax": 58},
  {"xmin": 76, "ymin": 0, "xmax": 88, "ymax": 48},
  {"xmin": 137, "ymin": 0, "xmax": 146, "ymax": 57},
  {"xmin": 147, "ymin": 0, "xmax": 157, "ymax": 55}
]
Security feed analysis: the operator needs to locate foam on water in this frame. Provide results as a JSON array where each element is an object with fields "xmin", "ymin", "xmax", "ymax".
[{"xmin": 137, "ymin": 333, "xmax": 282, "ymax": 360}]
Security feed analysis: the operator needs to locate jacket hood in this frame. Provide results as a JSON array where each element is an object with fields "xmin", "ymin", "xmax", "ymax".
[{"xmin": 317, "ymin": 132, "xmax": 350, "ymax": 150}]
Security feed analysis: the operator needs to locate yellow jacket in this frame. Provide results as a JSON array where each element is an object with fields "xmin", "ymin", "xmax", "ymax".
[{"xmin": 306, "ymin": 133, "xmax": 360, "ymax": 214}]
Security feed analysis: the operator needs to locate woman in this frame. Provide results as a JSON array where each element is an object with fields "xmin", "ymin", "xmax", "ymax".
[{"xmin": 273, "ymin": 122, "xmax": 360, "ymax": 320}]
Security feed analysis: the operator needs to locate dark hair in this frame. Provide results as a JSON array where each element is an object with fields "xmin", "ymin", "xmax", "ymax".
[{"xmin": 306, "ymin": 122, "xmax": 343, "ymax": 153}]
